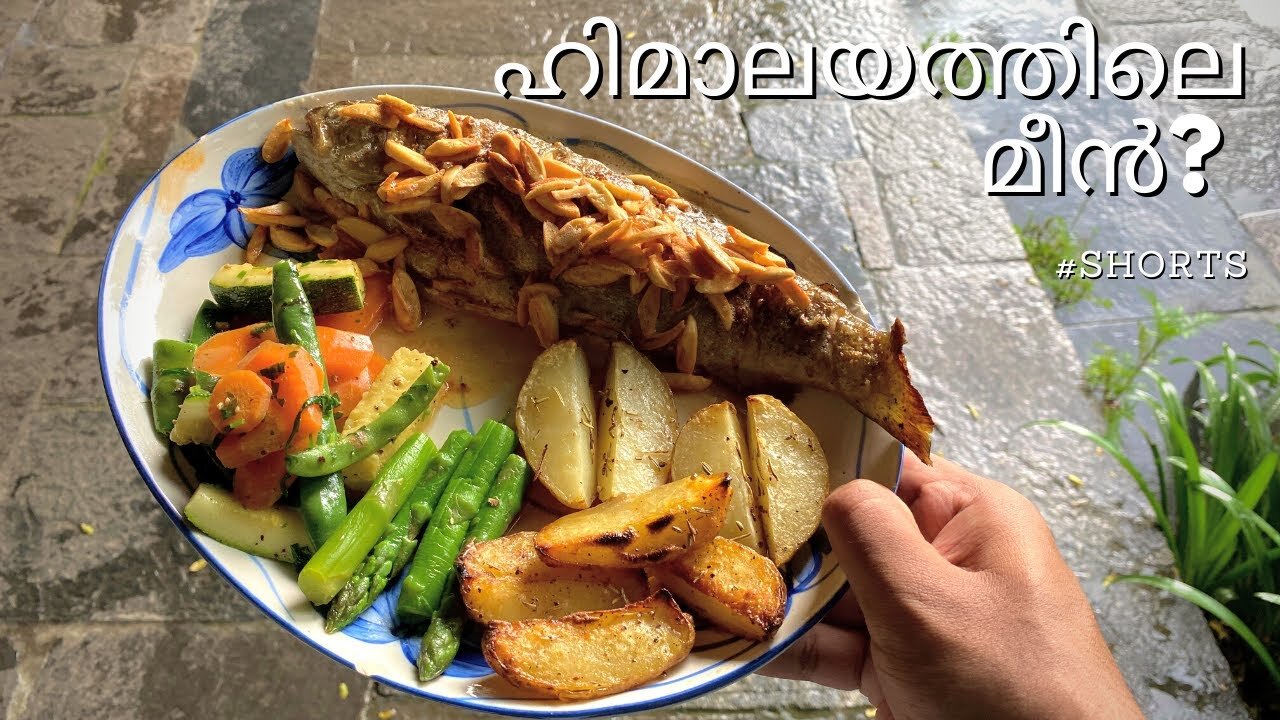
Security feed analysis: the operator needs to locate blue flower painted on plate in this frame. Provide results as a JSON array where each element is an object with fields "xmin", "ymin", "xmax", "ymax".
[
  {"xmin": 158, "ymin": 147, "xmax": 296, "ymax": 272},
  {"xmin": 342, "ymin": 576, "xmax": 493, "ymax": 679}
]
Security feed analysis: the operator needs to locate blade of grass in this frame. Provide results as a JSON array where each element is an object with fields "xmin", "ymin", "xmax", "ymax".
[{"xmin": 1110, "ymin": 574, "xmax": 1280, "ymax": 685}]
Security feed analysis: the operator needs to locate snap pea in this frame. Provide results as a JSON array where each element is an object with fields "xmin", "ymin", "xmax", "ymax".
[{"xmin": 150, "ymin": 339, "xmax": 197, "ymax": 435}]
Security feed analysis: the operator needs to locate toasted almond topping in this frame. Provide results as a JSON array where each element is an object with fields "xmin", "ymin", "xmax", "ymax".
[
  {"xmin": 490, "ymin": 131, "xmax": 521, "ymax": 164},
  {"xmin": 319, "ymin": 194, "xmax": 356, "ymax": 220},
  {"xmin": 291, "ymin": 169, "xmax": 317, "ymax": 207},
  {"xmin": 384, "ymin": 171, "xmax": 442, "ymax": 204},
  {"xmin": 488, "ymin": 151, "xmax": 526, "ymax": 196},
  {"xmin": 734, "ymin": 257, "xmax": 796, "ymax": 283},
  {"xmin": 777, "ymin": 277, "xmax": 812, "ymax": 309},
  {"xmin": 423, "ymin": 137, "xmax": 481, "ymax": 162},
  {"xmin": 670, "ymin": 277, "xmax": 690, "ymax": 309},
  {"xmin": 244, "ymin": 225, "xmax": 268, "ymax": 264},
  {"xmin": 561, "ymin": 263, "xmax": 630, "ymax": 287},
  {"xmin": 304, "ymin": 224, "xmax": 338, "ymax": 248},
  {"xmin": 336, "ymin": 216, "xmax": 388, "ymax": 246},
  {"xmin": 519, "ymin": 139, "xmax": 545, "ymax": 183},
  {"xmin": 647, "ymin": 254, "xmax": 676, "ymax": 290},
  {"xmin": 582, "ymin": 217, "xmax": 626, "ymax": 253},
  {"xmin": 307, "ymin": 112, "xmax": 332, "ymax": 155},
  {"xmin": 637, "ymin": 283, "xmax": 662, "ymax": 337},
  {"xmin": 241, "ymin": 200, "xmax": 295, "ymax": 217},
  {"xmin": 391, "ymin": 267, "xmax": 422, "ymax": 331},
  {"xmin": 384, "ymin": 139, "xmax": 439, "ymax": 176},
  {"xmin": 667, "ymin": 197, "xmax": 693, "ymax": 211},
  {"xmin": 549, "ymin": 186, "xmax": 591, "ymax": 202},
  {"xmin": 626, "ymin": 173, "xmax": 679, "ymax": 200},
  {"xmin": 663, "ymin": 372, "xmax": 712, "ymax": 393},
  {"xmin": 726, "ymin": 226, "xmax": 771, "ymax": 254},
  {"xmin": 546, "ymin": 217, "xmax": 595, "ymax": 256},
  {"xmin": 637, "ymin": 319, "xmax": 686, "ymax": 350},
  {"xmin": 706, "ymin": 292, "xmax": 734, "ymax": 329},
  {"xmin": 542, "ymin": 155, "xmax": 583, "ymax": 179},
  {"xmin": 527, "ymin": 293, "xmax": 559, "ymax": 348},
  {"xmin": 696, "ymin": 228, "xmax": 738, "ymax": 276},
  {"xmin": 583, "ymin": 178, "xmax": 618, "ymax": 216},
  {"xmin": 522, "ymin": 195, "xmax": 560, "ymax": 224},
  {"xmin": 463, "ymin": 229, "xmax": 486, "ymax": 270},
  {"xmin": 428, "ymin": 204, "xmax": 481, "ymax": 239},
  {"xmin": 535, "ymin": 193, "xmax": 581, "ymax": 219},
  {"xmin": 447, "ymin": 110, "xmax": 463, "ymax": 139},
  {"xmin": 439, "ymin": 164, "xmax": 463, "ymax": 205},
  {"xmin": 365, "ymin": 234, "xmax": 410, "ymax": 263},
  {"xmin": 400, "ymin": 112, "xmax": 447, "ymax": 133},
  {"xmin": 356, "ymin": 200, "xmax": 372, "ymax": 220},
  {"xmin": 338, "ymin": 102, "xmax": 400, "ymax": 129},
  {"xmin": 354, "ymin": 257, "xmax": 382, "ymax": 276},
  {"xmin": 602, "ymin": 179, "xmax": 647, "ymax": 202},
  {"xmin": 384, "ymin": 197, "xmax": 437, "ymax": 214},
  {"xmin": 268, "ymin": 225, "xmax": 315, "ymax": 253},
  {"xmin": 449, "ymin": 162, "xmax": 489, "ymax": 200},
  {"xmin": 382, "ymin": 159, "xmax": 413, "ymax": 175},
  {"xmin": 630, "ymin": 273, "xmax": 649, "ymax": 295},
  {"xmin": 695, "ymin": 273, "xmax": 743, "ymax": 295},
  {"xmin": 524, "ymin": 178, "xmax": 579, "ymax": 201},
  {"xmin": 676, "ymin": 315, "xmax": 698, "ymax": 374},
  {"xmin": 261, "ymin": 118, "xmax": 293, "ymax": 163},
  {"xmin": 375, "ymin": 94, "xmax": 418, "ymax": 117}
]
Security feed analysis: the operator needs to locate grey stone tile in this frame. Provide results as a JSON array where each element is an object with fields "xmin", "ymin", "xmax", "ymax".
[
  {"xmin": 0, "ymin": 406, "xmax": 258, "ymax": 622},
  {"xmin": 0, "ymin": 116, "xmax": 110, "ymax": 255},
  {"xmin": 0, "ymin": 0, "xmax": 39, "ymax": 51},
  {"xmin": 0, "ymin": 46, "xmax": 134, "ymax": 115},
  {"xmin": 31, "ymin": 0, "xmax": 214, "ymax": 47},
  {"xmin": 180, "ymin": 0, "xmax": 322, "ymax": 137},
  {"xmin": 17, "ymin": 623, "xmax": 370, "ymax": 720},
  {"xmin": 303, "ymin": 53, "xmax": 354, "ymax": 93},
  {"xmin": 833, "ymin": 160, "xmax": 895, "ymax": 270},
  {"xmin": 714, "ymin": 0, "xmax": 914, "ymax": 52},
  {"xmin": 1242, "ymin": 210, "xmax": 1280, "ymax": 271},
  {"xmin": 1081, "ymin": 0, "xmax": 1250, "ymax": 25},
  {"xmin": 348, "ymin": 54, "xmax": 530, "ymax": 94},
  {"xmin": 62, "ymin": 44, "xmax": 196, "ymax": 257},
  {"xmin": 717, "ymin": 163, "xmax": 874, "ymax": 315},
  {"xmin": 744, "ymin": 102, "xmax": 860, "ymax": 163}
]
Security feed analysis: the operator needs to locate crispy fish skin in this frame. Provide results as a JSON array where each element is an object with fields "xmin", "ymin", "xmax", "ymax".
[{"xmin": 293, "ymin": 100, "xmax": 934, "ymax": 462}]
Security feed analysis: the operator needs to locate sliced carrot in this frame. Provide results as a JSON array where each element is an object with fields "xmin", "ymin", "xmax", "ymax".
[
  {"xmin": 367, "ymin": 351, "xmax": 387, "ymax": 379},
  {"xmin": 317, "ymin": 274, "xmax": 389, "ymax": 336},
  {"xmin": 193, "ymin": 322, "xmax": 272, "ymax": 377},
  {"xmin": 208, "ymin": 369, "xmax": 272, "ymax": 435},
  {"xmin": 315, "ymin": 326, "xmax": 374, "ymax": 378},
  {"xmin": 232, "ymin": 450, "xmax": 292, "ymax": 509},
  {"xmin": 216, "ymin": 341, "xmax": 326, "ymax": 468},
  {"xmin": 331, "ymin": 366, "xmax": 371, "ymax": 431}
]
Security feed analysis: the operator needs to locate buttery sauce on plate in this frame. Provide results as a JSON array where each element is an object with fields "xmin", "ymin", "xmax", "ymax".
[{"xmin": 372, "ymin": 303, "xmax": 541, "ymax": 409}]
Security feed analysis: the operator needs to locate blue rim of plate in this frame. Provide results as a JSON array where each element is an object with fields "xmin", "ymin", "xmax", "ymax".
[{"xmin": 97, "ymin": 85, "xmax": 906, "ymax": 718}]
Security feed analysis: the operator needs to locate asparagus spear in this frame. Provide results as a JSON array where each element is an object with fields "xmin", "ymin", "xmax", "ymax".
[
  {"xmin": 150, "ymin": 339, "xmax": 197, "ymax": 435},
  {"xmin": 271, "ymin": 260, "xmax": 347, "ymax": 546},
  {"xmin": 298, "ymin": 432, "xmax": 437, "ymax": 605},
  {"xmin": 324, "ymin": 429, "xmax": 472, "ymax": 633},
  {"xmin": 285, "ymin": 358, "xmax": 451, "ymax": 478},
  {"xmin": 397, "ymin": 424, "xmax": 516, "ymax": 625},
  {"xmin": 418, "ymin": 454, "xmax": 530, "ymax": 681}
]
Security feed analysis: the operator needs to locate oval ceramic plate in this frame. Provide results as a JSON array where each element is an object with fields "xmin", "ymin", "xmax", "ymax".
[{"xmin": 98, "ymin": 86, "xmax": 904, "ymax": 717}]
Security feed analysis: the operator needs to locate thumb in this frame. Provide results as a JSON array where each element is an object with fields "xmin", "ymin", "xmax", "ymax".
[{"xmin": 823, "ymin": 479, "xmax": 952, "ymax": 630}]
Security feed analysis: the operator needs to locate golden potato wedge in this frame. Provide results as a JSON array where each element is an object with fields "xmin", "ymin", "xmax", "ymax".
[
  {"xmin": 515, "ymin": 340, "xmax": 596, "ymax": 509},
  {"xmin": 672, "ymin": 401, "xmax": 767, "ymax": 556},
  {"xmin": 536, "ymin": 472, "xmax": 732, "ymax": 567},
  {"xmin": 596, "ymin": 341, "xmax": 678, "ymax": 500},
  {"xmin": 459, "ymin": 532, "xmax": 649, "ymax": 623},
  {"xmin": 746, "ymin": 394, "xmax": 830, "ymax": 565},
  {"xmin": 482, "ymin": 589, "xmax": 695, "ymax": 700},
  {"xmin": 525, "ymin": 479, "xmax": 581, "ymax": 516},
  {"xmin": 649, "ymin": 536, "xmax": 786, "ymax": 641}
]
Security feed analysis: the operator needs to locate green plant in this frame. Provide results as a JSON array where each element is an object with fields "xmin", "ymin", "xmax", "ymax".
[
  {"xmin": 1015, "ymin": 215, "xmax": 1112, "ymax": 309},
  {"xmin": 920, "ymin": 31, "xmax": 990, "ymax": 94},
  {"xmin": 1047, "ymin": 336, "xmax": 1280, "ymax": 690},
  {"xmin": 1083, "ymin": 291, "xmax": 1215, "ymax": 438}
]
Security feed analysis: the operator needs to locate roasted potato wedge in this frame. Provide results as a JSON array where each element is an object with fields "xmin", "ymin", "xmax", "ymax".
[
  {"xmin": 649, "ymin": 536, "xmax": 786, "ymax": 641},
  {"xmin": 536, "ymin": 472, "xmax": 732, "ymax": 567},
  {"xmin": 525, "ymin": 479, "xmax": 582, "ymax": 516},
  {"xmin": 459, "ymin": 532, "xmax": 649, "ymax": 623},
  {"xmin": 596, "ymin": 341, "xmax": 678, "ymax": 500},
  {"xmin": 672, "ymin": 401, "xmax": 767, "ymax": 556},
  {"xmin": 746, "ymin": 394, "xmax": 830, "ymax": 565},
  {"xmin": 482, "ymin": 590, "xmax": 695, "ymax": 700},
  {"xmin": 515, "ymin": 340, "xmax": 596, "ymax": 509}
]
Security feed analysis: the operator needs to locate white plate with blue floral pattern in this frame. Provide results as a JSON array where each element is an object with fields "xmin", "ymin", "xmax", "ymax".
[{"xmin": 98, "ymin": 86, "xmax": 904, "ymax": 718}]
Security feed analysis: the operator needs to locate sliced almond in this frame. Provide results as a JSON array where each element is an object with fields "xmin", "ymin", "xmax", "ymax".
[
  {"xmin": 626, "ymin": 173, "xmax": 679, "ymax": 201},
  {"xmin": 561, "ymin": 263, "xmax": 630, "ymax": 287},
  {"xmin": 338, "ymin": 102, "xmax": 400, "ymax": 129},
  {"xmin": 490, "ymin": 131, "xmax": 521, "ymax": 165},
  {"xmin": 400, "ymin": 113, "xmax": 447, "ymax": 134},
  {"xmin": 319, "ymin": 194, "xmax": 356, "ymax": 220},
  {"xmin": 354, "ymin": 257, "xmax": 383, "ymax": 276},
  {"xmin": 546, "ymin": 217, "xmax": 595, "ymax": 257},
  {"xmin": 384, "ymin": 139, "xmax": 439, "ymax": 176},
  {"xmin": 382, "ymin": 159, "xmax": 413, "ymax": 175},
  {"xmin": 582, "ymin": 217, "xmax": 626, "ymax": 254},
  {"xmin": 524, "ymin": 178, "xmax": 579, "ymax": 202},
  {"xmin": 377, "ymin": 95, "xmax": 446, "ymax": 133},
  {"xmin": 637, "ymin": 283, "xmax": 662, "ymax": 337},
  {"xmin": 439, "ymin": 164, "xmax": 463, "ymax": 205},
  {"xmin": 391, "ymin": 267, "xmax": 422, "ymax": 331},
  {"xmin": 527, "ymin": 292, "xmax": 559, "ymax": 348},
  {"xmin": 268, "ymin": 225, "xmax": 315, "ymax": 253},
  {"xmin": 428, "ymin": 204, "xmax": 481, "ymax": 239},
  {"xmin": 488, "ymin": 152, "xmax": 526, "ymax": 196},
  {"xmin": 307, "ymin": 112, "xmax": 332, "ymax": 155},
  {"xmin": 386, "ymin": 171, "xmax": 443, "ymax": 203},
  {"xmin": 670, "ymin": 278, "xmax": 690, "ymax": 310},
  {"xmin": 630, "ymin": 273, "xmax": 649, "ymax": 295},
  {"xmin": 542, "ymin": 155, "xmax": 583, "ymax": 179},
  {"xmin": 663, "ymin": 372, "xmax": 713, "ymax": 393},
  {"xmin": 244, "ymin": 225, "xmax": 268, "ymax": 264},
  {"xmin": 647, "ymin": 255, "xmax": 676, "ymax": 291},
  {"xmin": 734, "ymin": 257, "xmax": 795, "ymax": 284},
  {"xmin": 291, "ymin": 169, "xmax": 317, "ymax": 208},
  {"xmin": 240, "ymin": 200, "xmax": 296, "ymax": 217},
  {"xmin": 777, "ymin": 277, "xmax": 812, "ymax": 309},
  {"xmin": 261, "ymin": 118, "xmax": 293, "ymax": 164},
  {"xmin": 365, "ymin": 234, "xmax": 410, "ymax": 263},
  {"xmin": 726, "ymin": 226, "xmax": 771, "ymax": 255},
  {"xmin": 449, "ymin": 162, "xmax": 489, "ymax": 201},
  {"xmin": 602, "ymin": 179, "xmax": 647, "ymax": 202},
  {"xmin": 706, "ymin": 292, "xmax": 734, "ymax": 330},
  {"xmin": 697, "ymin": 228, "xmax": 738, "ymax": 276},
  {"xmin": 304, "ymin": 224, "xmax": 338, "ymax": 248},
  {"xmin": 384, "ymin": 197, "xmax": 437, "ymax": 215},
  {"xmin": 519, "ymin": 139, "xmax": 545, "ymax": 183},
  {"xmin": 637, "ymin": 319, "xmax": 686, "ymax": 350},
  {"xmin": 583, "ymin": 178, "xmax": 618, "ymax": 217},
  {"xmin": 676, "ymin": 315, "xmax": 698, "ymax": 374},
  {"xmin": 535, "ymin": 193, "xmax": 581, "ymax": 219},
  {"xmin": 447, "ymin": 110, "xmax": 463, "ymax": 139},
  {"xmin": 695, "ymin": 273, "xmax": 743, "ymax": 295},
  {"xmin": 423, "ymin": 137, "xmax": 481, "ymax": 162},
  {"xmin": 336, "ymin": 216, "xmax": 388, "ymax": 246}
]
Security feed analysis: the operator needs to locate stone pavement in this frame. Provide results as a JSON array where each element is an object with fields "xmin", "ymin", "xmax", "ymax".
[{"xmin": 0, "ymin": 0, "xmax": 1269, "ymax": 718}]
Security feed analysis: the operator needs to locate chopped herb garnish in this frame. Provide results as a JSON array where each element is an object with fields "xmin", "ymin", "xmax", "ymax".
[
  {"xmin": 260, "ymin": 362, "xmax": 287, "ymax": 380},
  {"xmin": 250, "ymin": 322, "xmax": 275, "ymax": 337}
]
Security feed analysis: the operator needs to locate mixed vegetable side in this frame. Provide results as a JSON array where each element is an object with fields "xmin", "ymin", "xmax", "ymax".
[
  {"xmin": 151, "ymin": 257, "xmax": 528, "ymax": 676},
  {"xmin": 149, "ymin": 187, "xmax": 835, "ymax": 698}
]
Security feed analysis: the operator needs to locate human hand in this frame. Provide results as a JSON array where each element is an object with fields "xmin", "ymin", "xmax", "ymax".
[{"xmin": 762, "ymin": 454, "xmax": 1142, "ymax": 720}]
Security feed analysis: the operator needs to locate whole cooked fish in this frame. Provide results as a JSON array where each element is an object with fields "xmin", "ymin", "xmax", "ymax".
[{"xmin": 291, "ymin": 97, "xmax": 934, "ymax": 462}]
